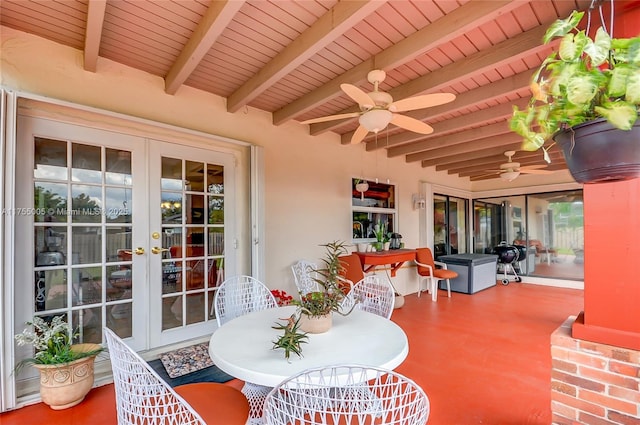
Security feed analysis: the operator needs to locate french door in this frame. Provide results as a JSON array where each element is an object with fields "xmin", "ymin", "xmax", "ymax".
[{"xmin": 14, "ymin": 116, "xmax": 235, "ymax": 363}]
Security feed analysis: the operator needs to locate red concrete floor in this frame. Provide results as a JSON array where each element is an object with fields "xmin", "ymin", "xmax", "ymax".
[{"xmin": 0, "ymin": 282, "xmax": 583, "ymax": 425}]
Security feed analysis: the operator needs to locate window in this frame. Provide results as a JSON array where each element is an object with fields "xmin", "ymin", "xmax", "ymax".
[
  {"xmin": 474, "ymin": 190, "xmax": 584, "ymax": 280},
  {"xmin": 351, "ymin": 178, "xmax": 396, "ymax": 242},
  {"xmin": 434, "ymin": 194, "xmax": 468, "ymax": 257}
]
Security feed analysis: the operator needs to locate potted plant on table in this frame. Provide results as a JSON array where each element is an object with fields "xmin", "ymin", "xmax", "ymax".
[
  {"xmin": 294, "ymin": 240, "xmax": 358, "ymax": 333},
  {"xmin": 272, "ymin": 241, "xmax": 359, "ymax": 360},
  {"xmin": 14, "ymin": 315, "xmax": 104, "ymax": 410},
  {"xmin": 373, "ymin": 220, "xmax": 390, "ymax": 251},
  {"xmin": 509, "ymin": 2, "xmax": 640, "ymax": 184}
]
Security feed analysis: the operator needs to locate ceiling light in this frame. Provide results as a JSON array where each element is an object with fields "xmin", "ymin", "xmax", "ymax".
[
  {"xmin": 359, "ymin": 109, "xmax": 392, "ymax": 133},
  {"xmin": 500, "ymin": 170, "xmax": 520, "ymax": 182}
]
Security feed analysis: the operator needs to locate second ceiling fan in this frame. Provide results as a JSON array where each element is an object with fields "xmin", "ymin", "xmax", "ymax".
[{"xmin": 301, "ymin": 70, "xmax": 456, "ymax": 144}]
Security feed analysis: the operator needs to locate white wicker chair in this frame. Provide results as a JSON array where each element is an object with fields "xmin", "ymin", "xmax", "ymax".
[
  {"xmin": 213, "ymin": 275, "xmax": 278, "ymax": 327},
  {"xmin": 263, "ymin": 364, "xmax": 430, "ymax": 425},
  {"xmin": 103, "ymin": 327, "xmax": 249, "ymax": 425},
  {"xmin": 351, "ymin": 274, "xmax": 396, "ymax": 319},
  {"xmin": 213, "ymin": 275, "xmax": 278, "ymax": 423},
  {"xmin": 291, "ymin": 259, "xmax": 320, "ymax": 296}
]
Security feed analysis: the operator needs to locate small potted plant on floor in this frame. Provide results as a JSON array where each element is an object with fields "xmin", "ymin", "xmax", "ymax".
[
  {"xmin": 14, "ymin": 315, "xmax": 104, "ymax": 410},
  {"xmin": 509, "ymin": 3, "xmax": 640, "ymax": 184}
]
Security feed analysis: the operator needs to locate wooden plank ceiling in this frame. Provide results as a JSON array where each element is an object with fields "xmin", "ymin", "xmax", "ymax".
[{"xmin": 1, "ymin": 0, "xmax": 596, "ymax": 181}]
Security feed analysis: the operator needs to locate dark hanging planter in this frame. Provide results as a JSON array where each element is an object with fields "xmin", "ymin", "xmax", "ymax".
[{"xmin": 553, "ymin": 118, "xmax": 640, "ymax": 184}]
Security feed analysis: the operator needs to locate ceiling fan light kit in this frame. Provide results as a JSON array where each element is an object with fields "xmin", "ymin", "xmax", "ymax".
[
  {"xmin": 500, "ymin": 170, "xmax": 521, "ymax": 182},
  {"xmin": 359, "ymin": 109, "xmax": 392, "ymax": 133}
]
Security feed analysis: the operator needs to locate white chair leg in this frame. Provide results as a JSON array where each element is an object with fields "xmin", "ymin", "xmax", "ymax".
[
  {"xmin": 431, "ymin": 278, "xmax": 438, "ymax": 302},
  {"xmin": 418, "ymin": 278, "xmax": 429, "ymax": 297},
  {"xmin": 446, "ymin": 279, "xmax": 451, "ymax": 298}
]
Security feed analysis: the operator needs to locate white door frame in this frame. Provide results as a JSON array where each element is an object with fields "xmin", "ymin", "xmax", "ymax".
[{"xmin": 1, "ymin": 93, "xmax": 258, "ymax": 410}]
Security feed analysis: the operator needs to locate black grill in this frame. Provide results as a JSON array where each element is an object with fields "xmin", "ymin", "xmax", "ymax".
[{"xmin": 492, "ymin": 243, "xmax": 523, "ymax": 285}]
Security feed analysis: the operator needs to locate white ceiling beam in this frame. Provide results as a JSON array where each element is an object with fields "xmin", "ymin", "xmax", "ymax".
[
  {"xmin": 83, "ymin": 0, "xmax": 107, "ymax": 72},
  {"xmin": 468, "ymin": 163, "xmax": 568, "ymax": 181},
  {"xmin": 420, "ymin": 144, "xmax": 524, "ymax": 168},
  {"xmin": 165, "ymin": 0, "xmax": 245, "ymax": 95},
  {"xmin": 227, "ymin": 1, "xmax": 383, "ymax": 113},
  {"xmin": 440, "ymin": 151, "xmax": 560, "ymax": 173},
  {"xmin": 309, "ymin": 23, "xmax": 547, "ymax": 134},
  {"xmin": 452, "ymin": 153, "xmax": 564, "ymax": 176},
  {"xmin": 274, "ymin": 0, "xmax": 521, "ymax": 126},
  {"xmin": 389, "ymin": 121, "xmax": 511, "ymax": 157},
  {"xmin": 407, "ymin": 133, "xmax": 522, "ymax": 163}
]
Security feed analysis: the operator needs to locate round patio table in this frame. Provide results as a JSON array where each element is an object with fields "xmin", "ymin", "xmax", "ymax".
[{"xmin": 209, "ymin": 305, "xmax": 408, "ymax": 423}]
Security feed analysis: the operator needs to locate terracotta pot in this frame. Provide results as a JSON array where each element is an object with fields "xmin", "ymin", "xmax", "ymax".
[
  {"xmin": 554, "ymin": 118, "xmax": 640, "ymax": 184},
  {"xmin": 298, "ymin": 313, "xmax": 332, "ymax": 334},
  {"xmin": 33, "ymin": 343, "xmax": 101, "ymax": 410}
]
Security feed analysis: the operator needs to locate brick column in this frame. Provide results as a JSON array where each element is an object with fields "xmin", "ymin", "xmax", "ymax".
[{"xmin": 551, "ymin": 317, "xmax": 640, "ymax": 424}]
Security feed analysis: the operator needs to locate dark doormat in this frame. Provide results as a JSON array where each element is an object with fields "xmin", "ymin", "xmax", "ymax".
[{"xmin": 148, "ymin": 358, "xmax": 234, "ymax": 387}]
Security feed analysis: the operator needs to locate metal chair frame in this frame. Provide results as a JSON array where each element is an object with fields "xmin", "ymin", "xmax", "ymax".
[
  {"xmin": 350, "ymin": 274, "xmax": 395, "ymax": 319},
  {"xmin": 104, "ymin": 327, "xmax": 248, "ymax": 425},
  {"xmin": 213, "ymin": 275, "xmax": 278, "ymax": 423},
  {"xmin": 263, "ymin": 364, "xmax": 430, "ymax": 425}
]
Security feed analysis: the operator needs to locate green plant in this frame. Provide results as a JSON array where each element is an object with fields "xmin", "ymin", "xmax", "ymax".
[
  {"xmin": 293, "ymin": 240, "xmax": 354, "ymax": 316},
  {"xmin": 510, "ymin": 8, "xmax": 640, "ymax": 153},
  {"xmin": 373, "ymin": 221, "xmax": 389, "ymax": 243},
  {"xmin": 271, "ymin": 314, "xmax": 308, "ymax": 361},
  {"xmin": 14, "ymin": 316, "xmax": 104, "ymax": 372}
]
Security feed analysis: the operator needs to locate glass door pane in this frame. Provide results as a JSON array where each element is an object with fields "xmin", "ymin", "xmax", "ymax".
[
  {"xmin": 149, "ymin": 143, "xmax": 234, "ymax": 346},
  {"xmin": 32, "ymin": 138, "xmax": 135, "ymax": 343}
]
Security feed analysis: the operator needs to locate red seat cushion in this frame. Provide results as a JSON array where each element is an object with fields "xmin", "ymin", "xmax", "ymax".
[
  {"xmin": 434, "ymin": 269, "xmax": 458, "ymax": 280},
  {"xmin": 174, "ymin": 382, "xmax": 249, "ymax": 425}
]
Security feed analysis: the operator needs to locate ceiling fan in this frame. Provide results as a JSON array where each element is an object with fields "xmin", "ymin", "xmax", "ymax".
[
  {"xmin": 488, "ymin": 151, "xmax": 555, "ymax": 182},
  {"xmin": 300, "ymin": 70, "xmax": 456, "ymax": 144}
]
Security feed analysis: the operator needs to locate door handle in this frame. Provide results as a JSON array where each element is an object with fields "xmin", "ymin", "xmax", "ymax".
[
  {"xmin": 123, "ymin": 248, "xmax": 145, "ymax": 255},
  {"xmin": 151, "ymin": 246, "xmax": 170, "ymax": 255}
]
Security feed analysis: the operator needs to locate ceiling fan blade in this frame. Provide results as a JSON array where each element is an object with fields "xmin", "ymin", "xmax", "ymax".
[
  {"xmin": 350, "ymin": 125, "xmax": 369, "ymax": 144},
  {"xmin": 389, "ymin": 93, "xmax": 456, "ymax": 112},
  {"xmin": 340, "ymin": 84, "xmax": 375, "ymax": 109},
  {"xmin": 300, "ymin": 112, "xmax": 360, "ymax": 125},
  {"xmin": 390, "ymin": 114, "xmax": 434, "ymax": 134}
]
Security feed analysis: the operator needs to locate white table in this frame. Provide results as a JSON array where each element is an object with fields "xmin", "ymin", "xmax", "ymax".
[{"xmin": 209, "ymin": 306, "xmax": 409, "ymax": 423}]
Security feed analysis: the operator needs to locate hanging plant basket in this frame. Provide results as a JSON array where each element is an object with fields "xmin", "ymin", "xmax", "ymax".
[{"xmin": 553, "ymin": 118, "xmax": 640, "ymax": 184}]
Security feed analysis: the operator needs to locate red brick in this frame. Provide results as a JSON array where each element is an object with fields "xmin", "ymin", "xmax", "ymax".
[
  {"xmin": 609, "ymin": 385, "xmax": 640, "ymax": 404},
  {"xmin": 552, "ymin": 380, "xmax": 578, "ymax": 396},
  {"xmin": 581, "ymin": 389, "xmax": 639, "ymax": 415},
  {"xmin": 579, "ymin": 342, "xmax": 640, "ymax": 364},
  {"xmin": 553, "ymin": 330, "xmax": 580, "ymax": 349},
  {"xmin": 554, "ymin": 358, "xmax": 578, "ymax": 374},
  {"xmin": 609, "ymin": 360, "xmax": 640, "ymax": 378},
  {"xmin": 553, "ymin": 369, "xmax": 606, "ymax": 392},
  {"xmin": 580, "ymin": 365, "xmax": 640, "ymax": 390},
  {"xmin": 552, "ymin": 346, "xmax": 572, "ymax": 361},
  {"xmin": 553, "ymin": 391, "xmax": 606, "ymax": 417},
  {"xmin": 552, "ymin": 400, "xmax": 578, "ymax": 420},
  {"xmin": 569, "ymin": 350, "xmax": 608, "ymax": 369},
  {"xmin": 579, "ymin": 411, "xmax": 617, "ymax": 425},
  {"xmin": 608, "ymin": 410, "xmax": 640, "ymax": 425},
  {"xmin": 552, "ymin": 412, "xmax": 581, "ymax": 425}
]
